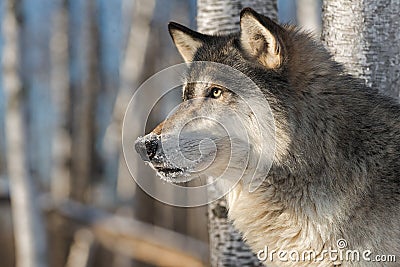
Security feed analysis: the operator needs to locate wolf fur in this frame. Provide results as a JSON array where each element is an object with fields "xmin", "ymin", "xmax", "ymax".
[{"xmin": 135, "ymin": 8, "xmax": 400, "ymax": 266}]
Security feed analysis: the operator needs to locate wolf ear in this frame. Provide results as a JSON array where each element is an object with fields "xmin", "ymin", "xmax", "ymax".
[
  {"xmin": 240, "ymin": 8, "xmax": 284, "ymax": 69},
  {"xmin": 168, "ymin": 22, "xmax": 206, "ymax": 62}
]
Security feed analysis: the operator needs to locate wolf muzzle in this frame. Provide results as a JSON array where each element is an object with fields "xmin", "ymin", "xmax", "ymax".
[{"xmin": 134, "ymin": 134, "xmax": 160, "ymax": 162}]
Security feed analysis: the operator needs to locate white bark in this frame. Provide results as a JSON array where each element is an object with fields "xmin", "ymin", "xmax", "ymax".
[
  {"xmin": 50, "ymin": 1, "xmax": 70, "ymax": 202},
  {"xmin": 322, "ymin": 0, "xmax": 400, "ymax": 99},
  {"xmin": 4, "ymin": 2, "xmax": 48, "ymax": 266},
  {"xmin": 198, "ymin": 0, "xmax": 277, "ymax": 35},
  {"xmin": 65, "ymin": 229, "xmax": 95, "ymax": 267},
  {"xmin": 116, "ymin": 0, "xmax": 156, "ymax": 201},
  {"xmin": 197, "ymin": 2, "xmax": 277, "ymax": 266},
  {"xmin": 0, "ymin": 0, "xmax": 6, "ymax": 179},
  {"xmin": 19, "ymin": 0, "xmax": 55, "ymax": 187},
  {"xmin": 296, "ymin": 0, "xmax": 321, "ymax": 36}
]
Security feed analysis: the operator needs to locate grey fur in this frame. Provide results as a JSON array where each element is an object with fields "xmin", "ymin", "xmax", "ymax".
[{"xmin": 135, "ymin": 8, "xmax": 400, "ymax": 266}]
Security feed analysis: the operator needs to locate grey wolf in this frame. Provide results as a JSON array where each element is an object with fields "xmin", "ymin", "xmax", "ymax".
[{"xmin": 135, "ymin": 8, "xmax": 400, "ymax": 266}]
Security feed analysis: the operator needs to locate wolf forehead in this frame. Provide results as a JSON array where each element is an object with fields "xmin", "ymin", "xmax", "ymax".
[
  {"xmin": 182, "ymin": 62, "xmax": 264, "ymax": 102},
  {"xmin": 179, "ymin": 31, "xmax": 278, "ymax": 99},
  {"xmin": 193, "ymin": 36, "xmax": 243, "ymax": 63},
  {"xmin": 169, "ymin": 8, "xmax": 338, "ymax": 96},
  {"xmin": 180, "ymin": 43, "xmax": 284, "ymax": 103}
]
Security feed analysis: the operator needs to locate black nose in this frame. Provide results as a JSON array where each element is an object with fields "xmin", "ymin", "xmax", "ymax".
[
  {"xmin": 135, "ymin": 135, "xmax": 159, "ymax": 161},
  {"xmin": 144, "ymin": 139, "xmax": 158, "ymax": 160}
]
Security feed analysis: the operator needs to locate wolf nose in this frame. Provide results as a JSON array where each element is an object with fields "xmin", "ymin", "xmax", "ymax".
[
  {"xmin": 144, "ymin": 139, "xmax": 158, "ymax": 160},
  {"xmin": 134, "ymin": 135, "xmax": 159, "ymax": 161}
]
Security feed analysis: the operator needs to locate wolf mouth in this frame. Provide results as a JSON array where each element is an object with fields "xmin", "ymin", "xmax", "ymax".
[{"xmin": 155, "ymin": 166, "xmax": 183, "ymax": 175}]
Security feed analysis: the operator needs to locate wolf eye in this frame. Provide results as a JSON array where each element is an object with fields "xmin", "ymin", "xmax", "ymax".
[{"xmin": 210, "ymin": 87, "xmax": 222, "ymax": 98}]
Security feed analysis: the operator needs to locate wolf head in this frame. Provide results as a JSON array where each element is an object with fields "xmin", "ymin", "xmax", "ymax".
[{"xmin": 135, "ymin": 8, "xmax": 338, "ymax": 190}]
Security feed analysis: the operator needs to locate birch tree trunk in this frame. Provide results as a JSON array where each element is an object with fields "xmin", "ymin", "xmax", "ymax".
[
  {"xmin": 18, "ymin": 0, "xmax": 56, "ymax": 188},
  {"xmin": 0, "ymin": 0, "xmax": 6, "ymax": 180},
  {"xmin": 5, "ymin": 1, "xmax": 48, "ymax": 266},
  {"xmin": 296, "ymin": 0, "xmax": 321, "ymax": 35},
  {"xmin": 197, "ymin": 2, "xmax": 277, "ymax": 266},
  {"xmin": 67, "ymin": 0, "xmax": 95, "ymax": 202},
  {"xmin": 116, "ymin": 0, "xmax": 156, "ymax": 202},
  {"xmin": 322, "ymin": 0, "xmax": 400, "ymax": 99},
  {"xmin": 198, "ymin": 0, "xmax": 277, "ymax": 35},
  {"xmin": 94, "ymin": 0, "xmax": 122, "ymax": 206}
]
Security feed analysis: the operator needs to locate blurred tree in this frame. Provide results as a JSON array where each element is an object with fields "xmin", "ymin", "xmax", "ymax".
[
  {"xmin": 0, "ymin": 0, "xmax": 6, "ymax": 180},
  {"xmin": 18, "ymin": 0, "xmax": 55, "ymax": 188},
  {"xmin": 296, "ymin": 0, "xmax": 321, "ymax": 35},
  {"xmin": 197, "ymin": 2, "xmax": 277, "ymax": 266},
  {"xmin": 94, "ymin": 0, "xmax": 122, "ymax": 206},
  {"xmin": 277, "ymin": 0, "xmax": 297, "ymax": 24},
  {"xmin": 6, "ymin": 0, "xmax": 49, "ymax": 266},
  {"xmin": 322, "ymin": 0, "xmax": 400, "ymax": 99},
  {"xmin": 67, "ymin": 0, "xmax": 95, "ymax": 202}
]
